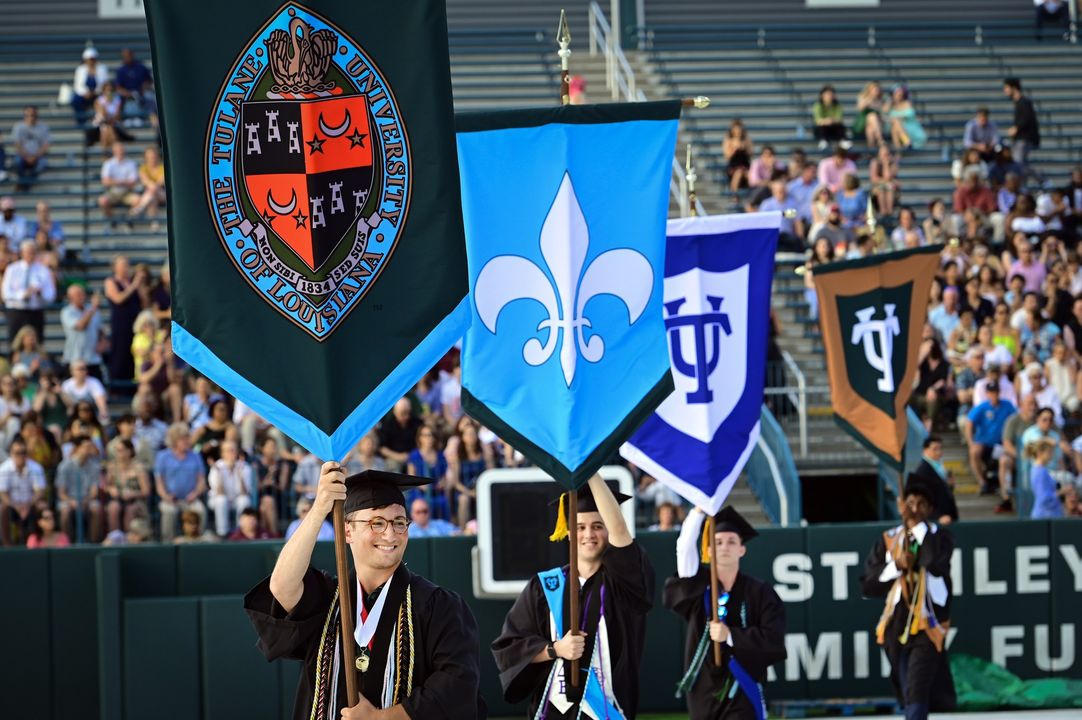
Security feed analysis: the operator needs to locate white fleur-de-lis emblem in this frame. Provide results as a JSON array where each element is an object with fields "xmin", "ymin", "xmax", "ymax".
[{"xmin": 474, "ymin": 172, "xmax": 654, "ymax": 386}]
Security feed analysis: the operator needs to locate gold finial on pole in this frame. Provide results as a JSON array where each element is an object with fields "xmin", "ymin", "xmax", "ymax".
[
  {"xmin": 685, "ymin": 143, "xmax": 698, "ymax": 218},
  {"xmin": 557, "ymin": 9, "xmax": 572, "ymax": 105},
  {"xmin": 681, "ymin": 96, "xmax": 711, "ymax": 109}
]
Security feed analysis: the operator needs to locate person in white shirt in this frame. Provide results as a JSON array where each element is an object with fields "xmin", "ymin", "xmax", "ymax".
[
  {"xmin": 207, "ymin": 440, "xmax": 253, "ymax": 536},
  {"xmin": 0, "ymin": 438, "xmax": 46, "ymax": 545},
  {"xmin": 60, "ymin": 284, "xmax": 103, "ymax": 375},
  {"xmin": 61, "ymin": 360, "xmax": 109, "ymax": 422},
  {"xmin": 1, "ymin": 239, "xmax": 56, "ymax": 346},
  {"xmin": 72, "ymin": 47, "xmax": 109, "ymax": 121},
  {"xmin": 0, "ymin": 196, "xmax": 28, "ymax": 242},
  {"xmin": 97, "ymin": 143, "xmax": 139, "ymax": 231}
]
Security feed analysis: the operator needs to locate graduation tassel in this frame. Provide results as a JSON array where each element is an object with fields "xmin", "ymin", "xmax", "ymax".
[
  {"xmin": 700, "ymin": 518, "xmax": 712, "ymax": 564},
  {"xmin": 549, "ymin": 493, "xmax": 569, "ymax": 542}
]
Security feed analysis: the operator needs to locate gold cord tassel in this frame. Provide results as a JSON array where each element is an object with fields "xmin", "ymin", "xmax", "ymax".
[
  {"xmin": 700, "ymin": 517, "xmax": 713, "ymax": 564},
  {"xmin": 549, "ymin": 493, "xmax": 569, "ymax": 542}
]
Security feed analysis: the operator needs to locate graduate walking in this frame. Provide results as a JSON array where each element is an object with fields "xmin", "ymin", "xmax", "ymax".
[
  {"xmin": 664, "ymin": 507, "xmax": 787, "ymax": 720},
  {"xmin": 491, "ymin": 475, "xmax": 654, "ymax": 719},
  {"xmin": 860, "ymin": 476, "xmax": 957, "ymax": 720},
  {"xmin": 244, "ymin": 464, "xmax": 486, "ymax": 720}
]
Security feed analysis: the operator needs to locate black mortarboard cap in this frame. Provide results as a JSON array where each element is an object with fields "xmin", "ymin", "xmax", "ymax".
[
  {"xmin": 344, "ymin": 470, "xmax": 428, "ymax": 515},
  {"xmin": 548, "ymin": 483, "xmax": 633, "ymax": 541},
  {"xmin": 710, "ymin": 506, "xmax": 758, "ymax": 543},
  {"xmin": 903, "ymin": 474, "xmax": 937, "ymax": 504}
]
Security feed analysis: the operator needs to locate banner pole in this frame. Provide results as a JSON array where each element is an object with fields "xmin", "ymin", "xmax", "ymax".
[
  {"xmin": 708, "ymin": 516, "xmax": 722, "ymax": 666},
  {"xmin": 568, "ymin": 489, "xmax": 580, "ymax": 687},
  {"xmin": 333, "ymin": 500, "xmax": 360, "ymax": 707},
  {"xmin": 557, "ymin": 10, "xmax": 572, "ymax": 105}
]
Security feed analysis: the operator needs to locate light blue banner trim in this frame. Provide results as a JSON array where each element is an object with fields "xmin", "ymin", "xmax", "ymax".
[
  {"xmin": 171, "ymin": 296, "xmax": 471, "ymax": 460},
  {"xmin": 537, "ymin": 567, "xmax": 565, "ymax": 639}
]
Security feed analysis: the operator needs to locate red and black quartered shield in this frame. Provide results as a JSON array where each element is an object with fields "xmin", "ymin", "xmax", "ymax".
[{"xmin": 241, "ymin": 95, "xmax": 373, "ymax": 270}]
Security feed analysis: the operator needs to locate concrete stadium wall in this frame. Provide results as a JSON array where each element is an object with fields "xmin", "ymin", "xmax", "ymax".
[{"xmin": 1, "ymin": 520, "xmax": 1080, "ymax": 719}]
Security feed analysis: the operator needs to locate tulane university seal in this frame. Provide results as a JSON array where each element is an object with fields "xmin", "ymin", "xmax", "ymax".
[{"xmin": 204, "ymin": 2, "xmax": 411, "ymax": 339}]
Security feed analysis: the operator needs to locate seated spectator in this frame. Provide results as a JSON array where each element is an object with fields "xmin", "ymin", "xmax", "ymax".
[
  {"xmin": 207, "ymin": 440, "xmax": 252, "ymax": 537},
  {"xmin": 72, "ymin": 47, "xmax": 108, "ymax": 123},
  {"xmin": 130, "ymin": 146, "xmax": 166, "ymax": 231},
  {"xmin": 961, "ymin": 274, "xmax": 995, "ymax": 325},
  {"xmin": 811, "ymin": 84, "xmax": 847, "ymax": 150},
  {"xmin": 723, "ymin": 119, "xmax": 753, "ymax": 192},
  {"xmin": 227, "ymin": 507, "xmax": 274, "ymax": 541},
  {"xmin": 1008, "ymin": 240, "xmax": 1046, "ymax": 294},
  {"xmin": 378, "ymin": 397, "xmax": 421, "ymax": 471},
  {"xmin": 407, "ymin": 497, "xmax": 456, "ymax": 538},
  {"xmin": 343, "ymin": 430, "xmax": 385, "ymax": 476},
  {"xmin": 803, "ymin": 237, "xmax": 835, "ymax": 321},
  {"xmin": 114, "ymin": 48, "xmax": 152, "ymax": 118},
  {"xmin": 810, "ymin": 202, "xmax": 849, "ymax": 250},
  {"xmin": 1036, "ymin": 188, "xmax": 1069, "ymax": 234},
  {"xmin": 191, "ymin": 397, "xmax": 234, "ymax": 463},
  {"xmin": 406, "ymin": 425, "xmax": 450, "ymax": 520},
  {"xmin": 930, "ymin": 287, "xmax": 961, "ymax": 342},
  {"xmin": 997, "ymin": 393, "xmax": 1036, "ymax": 513},
  {"xmin": 10, "ymin": 106, "xmax": 50, "ymax": 191},
  {"xmin": 291, "ymin": 450, "xmax": 321, "ymax": 499},
  {"xmin": 174, "ymin": 508, "xmax": 219, "ymax": 544},
  {"xmin": 1021, "ymin": 407, "xmax": 1068, "ymax": 470},
  {"xmin": 183, "ymin": 375, "xmax": 223, "ymax": 429},
  {"xmin": 103, "ymin": 438, "xmax": 150, "ymax": 534},
  {"xmin": 61, "ymin": 361, "xmax": 109, "ymax": 423},
  {"xmin": 923, "ymin": 198, "xmax": 953, "ymax": 246},
  {"xmin": 28, "ymin": 201, "xmax": 64, "ymax": 261},
  {"xmin": 0, "ymin": 196, "xmax": 28, "ymax": 243},
  {"xmin": 0, "ymin": 437, "xmax": 46, "ymax": 545},
  {"xmin": 1045, "ymin": 339, "xmax": 1079, "ymax": 414},
  {"xmin": 951, "ymin": 148, "xmax": 989, "ymax": 186},
  {"xmin": 87, "ymin": 81, "xmax": 135, "ymax": 150},
  {"xmin": 131, "ymin": 309, "xmax": 162, "ymax": 383},
  {"xmin": 103, "ymin": 516, "xmax": 151, "ymax": 545},
  {"xmin": 748, "ymin": 145, "xmax": 784, "ymax": 188},
  {"xmin": 284, "ymin": 496, "xmax": 334, "ymax": 541},
  {"xmin": 963, "ymin": 106, "xmax": 1000, "ymax": 161},
  {"xmin": 648, "ymin": 502, "xmax": 679, "ymax": 531},
  {"xmin": 953, "ymin": 171, "xmax": 997, "ymax": 224},
  {"xmin": 1065, "ymin": 485, "xmax": 1082, "ymax": 517},
  {"xmin": 845, "ymin": 229, "xmax": 877, "ymax": 259},
  {"xmin": 808, "ymin": 186, "xmax": 835, "ymax": 238},
  {"xmin": 1007, "ymin": 194, "xmax": 1046, "ymax": 238},
  {"xmin": 853, "ymin": 81, "xmax": 885, "ymax": 147},
  {"xmin": 966, "ymin": 380, "xmax": 1016, "ymax": 493},
  {"xmin": 132, "ymin": 393, "xmax": 169, "ymax": 463},
  {"xmin": 955, "ymin": 347, "xmax": 986, "ymax": 423},
  {"xmin": 947, "ymin": 307, "xmax": 978, "ymax": 365},
  {"xmin": 997, "ymin": 173, "xmax": 1022, "ymax": 216},
  {"xmin": 786, "ymin": 161, "xmax": 819, "ymax": 226},
  {"xmin": 886, "ymin": 85, "xmax": 926, "ymax": 150},
  {"xmin": 0, "ymin": 374, "xmax": 28, "ymax": 451},
  {"xmin": 98, "ymin": 143, "xmax": 139, "ymax": 232},
  {"xmin": 912, "ymin": 338, "xmax": 954, "ymax": 431},
  {"xmin": 869, "ymin": 144, "xmax": 899, "ymax": 216},
  {"xmin": 759, "ymin": 179, "xmax": 806, "ymax": 251},
  {"xmin": 55, "ymin": 435, "xmax": 104, "ymax": 543},
  {"xmin": 25, "ymin": 508, "xmax": 70, "ymax": 548},
  {"xmin": 817, "ymin": 146, "xmax": 857, "ymax": 194},
  {"xmin": 1035, "ymin": 0, "xmax": 1070, "ymax": 39},
  {"xmin": 60, "ymin": 285, "xmax": 104, "ymax": 378},
  {"xmin": 232, "ymin": 399, "xmax": 286, "ymax": 457},
  {"xmin": 12, "ymin": 325, "xmax": 51, "ymax": 381},
  {"xmin": 1020, "ymin": 362, "xmax": 1064, "ymax": 426},
  {"xmin": 255, "ymin": 437, "xmax": 292, "ymax": 535},
  {"xmin": 836, "ymin": 173, "xmax": 868, "ymax": 231},
  {"xmin": 447, "ymin": 420, "xmax": 493, "ymax": 528},
  {"xmin": 988, "ymin": 146, "xmax": 1025, "ymax": 187},
  {"xmin": 1063, "ymin": 296, "xmax": 1082, "ymax": 354},
  {"xmin": 154, "ymin": 423, "xmax": 208, "ymax": 542}
]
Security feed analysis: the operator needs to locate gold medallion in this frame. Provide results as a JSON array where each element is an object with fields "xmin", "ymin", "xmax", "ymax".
[{"xmin": 356, "ymin": 650, "xmax": 370, "ymax": 673}]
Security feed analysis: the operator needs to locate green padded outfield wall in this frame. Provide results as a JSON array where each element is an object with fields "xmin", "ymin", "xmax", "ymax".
[{"xmin": 0, "ymin": 520, "xmax": 1079, "ymax": 719}]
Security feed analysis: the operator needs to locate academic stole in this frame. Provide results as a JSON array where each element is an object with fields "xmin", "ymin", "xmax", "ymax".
[
  {"xmin": 675, "ymin": 589, "xmax": 766, "ymax": 720},
  {"xmin": 535, "ymin": 567, "xmax": 626, "ymax": 720},
  {"xmin": 874, "ymin": 530, "xmax": 948, "ymax": 651},
  {"xmin": 308, "ymin": 586, "xmax": 416, "ymax": 720}
]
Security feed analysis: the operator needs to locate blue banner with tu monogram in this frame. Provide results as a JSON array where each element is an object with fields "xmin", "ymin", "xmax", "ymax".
[
  {"xmin": 456, "ymin": 102, "xmax": 680, "ymax": 489},
  {"xmin": 621, "ymin": 213, "xmax": 780, "ymax": 513}
]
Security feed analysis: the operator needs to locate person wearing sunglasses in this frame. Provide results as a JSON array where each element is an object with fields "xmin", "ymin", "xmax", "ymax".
[
  {"xmin": 664, "ymin": 506, "xmax": 786, "ymax": 720},
  {"xmin": 244, "ymin": 465, "xmax": 485, "ymax": 720},
  {"xmin": 860, "ymin": 475, "xmax": 956, "ymax": 720}
]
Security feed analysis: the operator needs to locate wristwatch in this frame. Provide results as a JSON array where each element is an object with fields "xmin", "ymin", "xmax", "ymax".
[{"xmin": 545, "ymin": 643, "xmax": 558, "ymax": 660}]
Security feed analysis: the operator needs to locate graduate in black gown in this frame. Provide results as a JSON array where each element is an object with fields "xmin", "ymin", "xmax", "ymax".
[
  {"xmin": 491, "ymin": 474, "xmax": 653, "ymax": 719},
  {"xmin": 244, "ymin": 464, "xmax": 486, "ymax": 720},
  {"xmin": 663, "ymin": 506, "xmax": 787, "ymax": 720},
  {"xmin": 860, "ymin": 475, "xmax": 956, "ymax": 720}
]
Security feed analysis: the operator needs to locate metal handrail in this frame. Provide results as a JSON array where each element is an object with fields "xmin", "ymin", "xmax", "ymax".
[
  {"xmin": 590, "ymin": 1, "xmax": 693, "ymax": 215},
  {"xmin": 780, "ymin": 350, "xmax": 807, "ymax": 458}
]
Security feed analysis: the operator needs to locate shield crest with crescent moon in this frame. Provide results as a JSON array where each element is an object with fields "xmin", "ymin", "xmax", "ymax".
[{"xmin": 204, "ymin": 2, "xmax": 410, "ymax": 339}]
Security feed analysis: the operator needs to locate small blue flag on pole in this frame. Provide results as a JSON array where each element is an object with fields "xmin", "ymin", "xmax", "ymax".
[
  {"xmin": 621, "ymin": 212, "xmax": 780, "ymax": 513},
  {"xmin": 456, "ymin": 102, "xmax": 680, "ymax": 489}
]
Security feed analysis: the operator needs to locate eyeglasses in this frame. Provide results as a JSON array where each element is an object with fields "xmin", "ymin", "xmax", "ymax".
[
  {"xmin": 348, "ymin": 516, "xmax": 410, "ymax": 534},
  {"xmin": 716, "ymin": 591, "xmax": 730, "ymax": 621}
]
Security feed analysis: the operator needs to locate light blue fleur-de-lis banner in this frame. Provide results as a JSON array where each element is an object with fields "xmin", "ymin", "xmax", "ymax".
[
  {"xmin": 456, "ymin": 102, "xmax": 681, "ymax": 489},
  {"xmin": 621, "ymin": 213, "xmax": 780, "ymax": 513}
]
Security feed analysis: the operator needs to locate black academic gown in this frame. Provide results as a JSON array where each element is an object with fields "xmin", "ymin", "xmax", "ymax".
[
  {"xmin": 244, "ymin": 563, "xmax": 487, "ymax": 720},
  {"xmin": 860, "ymin": 523, "xmax": 957, "ymax": 716},
  {"xmin": 663, "ymin": 569, "xmax": 787, "ymax": 720},
  {"xmin": 491, "ymin": 541, "xmax": 654, "ymax": 718}
]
